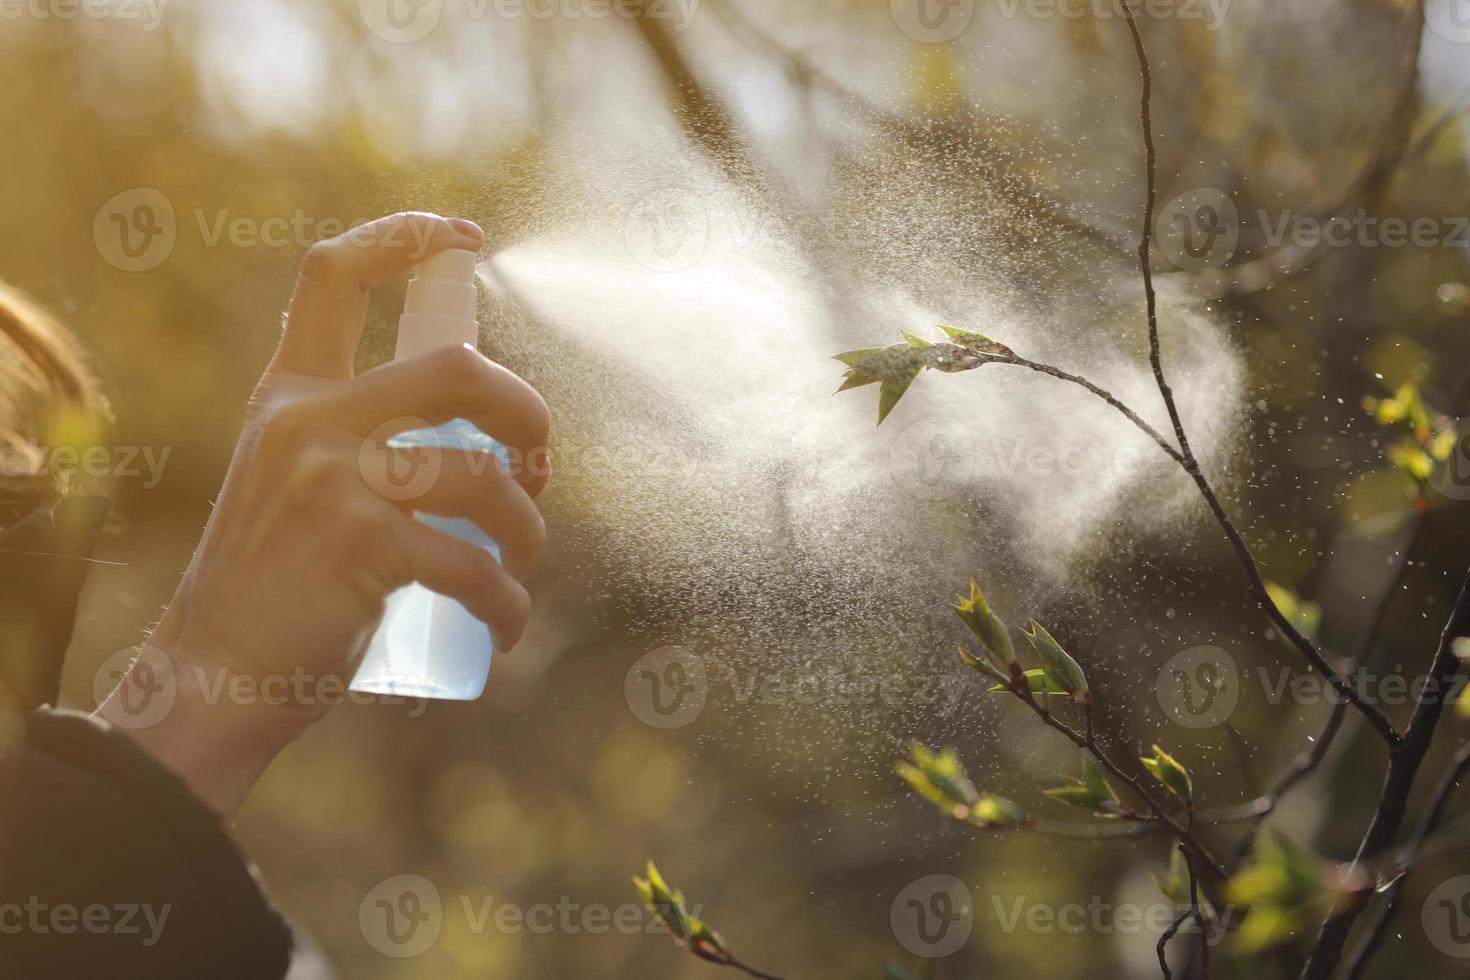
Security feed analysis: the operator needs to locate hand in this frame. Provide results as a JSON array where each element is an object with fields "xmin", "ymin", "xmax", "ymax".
[{"xmin": 97, "ymin": 213, "xmax": 550, "ymax": 816}]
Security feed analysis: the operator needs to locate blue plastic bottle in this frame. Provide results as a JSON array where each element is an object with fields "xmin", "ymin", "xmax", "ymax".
[{"xmin": 350, "ymin": 249, "xmax": 505, "ymax": 700}]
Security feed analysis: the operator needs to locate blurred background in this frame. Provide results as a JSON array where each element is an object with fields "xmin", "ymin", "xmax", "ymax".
[{"xmin": 6, "ymin": 0, "xmax": 1470, "ymax": 976}]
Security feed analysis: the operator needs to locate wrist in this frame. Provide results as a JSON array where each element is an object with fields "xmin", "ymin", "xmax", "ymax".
[{"xmin": 95, "ymin": 644, "xmax": 321, "ymax": 819}]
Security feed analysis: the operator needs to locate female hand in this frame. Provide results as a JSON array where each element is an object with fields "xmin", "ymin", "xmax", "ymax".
[{"xmin": 98, "ymin": 212, "xmax": 550, "ymax": 816}]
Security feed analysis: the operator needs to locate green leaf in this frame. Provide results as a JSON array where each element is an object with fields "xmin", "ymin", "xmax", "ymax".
[
  {"xmin": 1151, "ymin": 846, "xmax": 1190, "ymax": 905},
  {"xmin": 833, "ymin": 331, "xmax": 1001, "ymax": 425},
  {"xmin": 957, "ymin": 645, "xmax": 1010, "ymax": 685},
  {"xmin": 833, "ymin": 347, "xmax": 884, "ymax": 367},
  {"xmin": 938, "ymin": 325, "xmax": 1014, "ymax": 357},
  {"xmin": 951, "ymin": 580, "xmax": 1016, "ymax": 667},
  {"xmin": 1140, "ymin": 744, "xmax": 1193, "ymax": 803},
  {"xmin": 1023, "ymin": 621, "xmax": 1089, "ymax": 695},
  {"xmin": 988, "ymin": 668, "xmax": 1066, "ymax": 695},
  {"xmin": 989, "ymin": 667, "xmax": 1062, "ymax": 712},
  {"xmin": 1042, "ymin": 751, "xmax": 1120, "ymax": 815},
  {"xmin": 877, "ymin": 368, "xmax": 922, "ymax": 425}
]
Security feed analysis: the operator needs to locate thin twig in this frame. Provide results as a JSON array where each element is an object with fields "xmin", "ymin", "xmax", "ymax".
[
  {"xmin": 992, "ymin": 672, "xmax": 1229, "ymax": 879},
  {"xmin": 1156, "ymin": 838, "xmax": 1210, "ymax": 980},
  {"xmin": 1115, "ymin": 4, "xmax": 1400, "ymax": 748},
  {"xmin": 1231, "ymin": 513, "xmax": 1432, "ymax": 865}
]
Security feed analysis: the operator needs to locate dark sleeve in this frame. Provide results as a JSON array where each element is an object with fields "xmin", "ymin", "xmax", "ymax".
[
  {"xmin": 0, "ymin": 709, "xmax": 294, "ymax": 980},
  {"xmin": 0, "ymin": 497, "xmax": 292, "ymax": 979}
]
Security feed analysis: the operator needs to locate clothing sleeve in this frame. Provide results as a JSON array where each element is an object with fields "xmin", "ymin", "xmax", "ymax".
[
  {"xmin": 0, "ymin": 710, "xmax": 295, "ymax": 980},
  {"xmin": 0, "ymin": 496, "xmax": 293, "ymax": 979}
]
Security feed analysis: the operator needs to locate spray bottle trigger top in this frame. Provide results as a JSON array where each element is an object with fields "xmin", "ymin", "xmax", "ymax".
[{"xmin": 395, "ymin": 248, "xmax": 481, "ymax": 360}]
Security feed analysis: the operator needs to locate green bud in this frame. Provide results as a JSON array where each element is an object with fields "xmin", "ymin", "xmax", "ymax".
[
  {"xmin": 1023, "ymin": 620, "xmax": 1088, "ymax": 695},
  {"xmin": 1042, "ymin": 751, "xmax": 1120, "ymax": 815},
  {"xmin": 951, "ymin": 581, "xmax": 1016, "ymax": 667},
  {"xmin": 1140, "ymin": 744, "xmax": 1193, "ymax": 803}
]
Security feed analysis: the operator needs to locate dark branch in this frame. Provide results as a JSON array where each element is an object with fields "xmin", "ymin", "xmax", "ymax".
[
  {"xmin": 1300, "ymin": 570, "xmax": 1470, "ymax": 979},
  {"xmin": 1339, "ymin": 738, "xmax": 1470, "ymax": 979},
  {"xmin": 1115, "ymin": 4, "xmax": 1400, "ymax": 747}
]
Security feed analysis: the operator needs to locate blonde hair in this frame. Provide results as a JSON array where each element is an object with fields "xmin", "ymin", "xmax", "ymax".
[{"xmin": 0, "ymin": 281, "xmax": 107, "ymax": 522}]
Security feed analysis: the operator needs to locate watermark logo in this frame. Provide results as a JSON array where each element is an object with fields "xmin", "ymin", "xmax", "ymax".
[
  {"xmin": 0, "ymin": 898, "xmax": 171, "ymax": 946},
  {"xmin": 1431, "ymin": 417, "xmax": 1470, "ymax": 502},
  {"xmin": 889, "ymin": 417, "xmax": 975, "ymax": 501},
  {"xmin": 93, "ymin": 646, "xmax": 177, "ymax": 731},
  {"xmin": 359, "ymin": 0, "xmax": 443, "ymax": 42},
  {"xmin": 890, "ymin": 875, "xmax": 973, "ymax": 957},
  {"xmin": 1156, "ymin": 187, "xmax": 1239, "ymax": 272},
  {"xmin": 1423, "ymin": 874, "xmax": 1470, "ymax": 957},
  {"xmin": 358, "ymin": 418, "xmax": 446, "ymax": 502},
  {"xmin": 1426, "ymin": 0, "xmax": 1470, "ymax": 44},
  {"xmin": 1155, "ymin": 645, "xmax": 1240, "ymax": 730},
  {"xmin": 93, "ymin": 188, "xmax": 176, "ymax": 273},
  {"xmin": 0, "ymin": 0, "xmax": 169, "ymax": 30},
  {"xmin": 622, "ymin": 190, "xmax": 709, "ymax": 272},
  {"xmin": 624, "ymin": 646, "xmax": 708, "ymax": 729},
  {"xmin": 993, "ymin": 0, "xmax": 1231, "ymax": 29},
  {"xmin": 360, "ymin": 874, "xmax": 443, "ymax": 957},
  {"xmin": 890, "ymin": 0, "xmax": 975, "ymax": 42}
]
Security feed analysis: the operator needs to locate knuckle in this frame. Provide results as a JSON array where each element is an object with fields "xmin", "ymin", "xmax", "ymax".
[
  {"xmin": 300, "ymin": 239, "xmax": 348, "ymax": 283},
  {"xmin": 437, "ymin": 344, "xmax": 491, "ymax": 388}
]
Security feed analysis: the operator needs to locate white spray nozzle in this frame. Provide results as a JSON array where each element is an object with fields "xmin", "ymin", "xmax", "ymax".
[{"xmin": 395, "ymin": 248, "xmax": 481, "ymax": 360}]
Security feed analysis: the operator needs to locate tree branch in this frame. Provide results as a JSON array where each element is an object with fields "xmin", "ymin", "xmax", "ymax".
[
  {"xmin": 1115, "ymin": 5, "xmax": 1400, "ymax": 747},
  {"xmin": 1231, "ymin": 513, "xmax": 1432, "ymax": 865},
  {"xmin": 1339, "ymin": 737, "xmax": 1470, "ymax": 979},
  {"xmin": 991, "ymin": 672, "xmax": 1229, "ymax": 879},
  {"xmin": 1300, "ymin": 570, "xmax": 1470, "ymax": 979}
]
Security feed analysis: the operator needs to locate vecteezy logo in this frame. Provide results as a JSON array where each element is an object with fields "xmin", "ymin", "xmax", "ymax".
[
  {"xmin": 358, "ymin": 417, "xmax": 445, "ymax": 502},
  {"xmin": 624, "ymin": 646, "xmax": 708, "ymax": 730},
  {"xmin": 888, "ymin": 417, "xmax": 974, "ymax": 501},
  {"xmin": 93, "ymin": 188, "xmax": 176, "ymax": 272},
  {"xmin": 359, "ymin": 0, "xmax": 443, "ymax": 42},
  {"xmin": 622, "ymin": 190, "xmax": 710, "ymax": 273},
  {"xmin": 1431, "ymin": 418, "xmax": 1470, "ymax": 502},
  {"xmin": 1155, "ymin": 645, "xmax": 1240, "ymax": 730},
  {"xmin": 891, "ymin": 875, "xmax": 973, "ymax": 957},
  {"xmin": 359, "ymin": 874, "xmax": 443, "ymax": 958},
  {"xmin": 92, "ymin": 645, "xmax": 177, "ymax": 730},
  {"xmin": 1426, "ymin": 0, "xmax": 1470, "ymax": 44},
  {"xmin": 1155, "ymin": 187, "xmax": 1239, "ymax": 272},
  {"xmin": 1423, "ymin": 874, "xmax": 1470, "ymax": 957},
  {"xmin": 890, "ymin": 0, "xmax": 975, "ymax": 42}
]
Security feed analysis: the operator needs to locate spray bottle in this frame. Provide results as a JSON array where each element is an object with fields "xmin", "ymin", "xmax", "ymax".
[{"xmin": 350, "ymin": 248, "xmax": 507, "ymax": 700}]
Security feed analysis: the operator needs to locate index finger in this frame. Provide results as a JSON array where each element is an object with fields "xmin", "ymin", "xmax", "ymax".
[
  {"xmin": 275, "ymin": 212, "xmax": 486, "ymax": 379},
  {"xmin": 320, "ymin": 344, "xmax": 553, "ymax": 498}
]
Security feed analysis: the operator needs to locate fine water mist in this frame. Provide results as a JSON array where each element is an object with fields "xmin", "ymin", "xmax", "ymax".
[{"xmin": 471, "ymin": 123, "xmax": 1245, "ymax": 738}]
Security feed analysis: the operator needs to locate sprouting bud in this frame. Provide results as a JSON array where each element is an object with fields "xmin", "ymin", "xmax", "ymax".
[
  {"xmin": 951, "ymin": 580, "xmax": 1016, "ymax": 667},
  {"xmin": 895, "ymin": 742, "xmax": 1024, "ymax": 829},
  {"xmin": 1023, "ymin": 621, "xmax": 1088, "ymax": 696},
  {"xmin": 1043, "ymin": 751, "xmax": 1122, "ymax": 816},
  {"xmin": 1140, "ymin": 744, "xmax": 1193, "ymax": 803},
  {"xmin": 633, "ymin": 862, "xmax": 729, "ymax": 960}
]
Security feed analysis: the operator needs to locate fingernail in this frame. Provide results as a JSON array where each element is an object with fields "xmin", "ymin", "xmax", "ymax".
[{"xmin": 449, "ymin": 218, "xmax": 485, "ymax": 244}]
